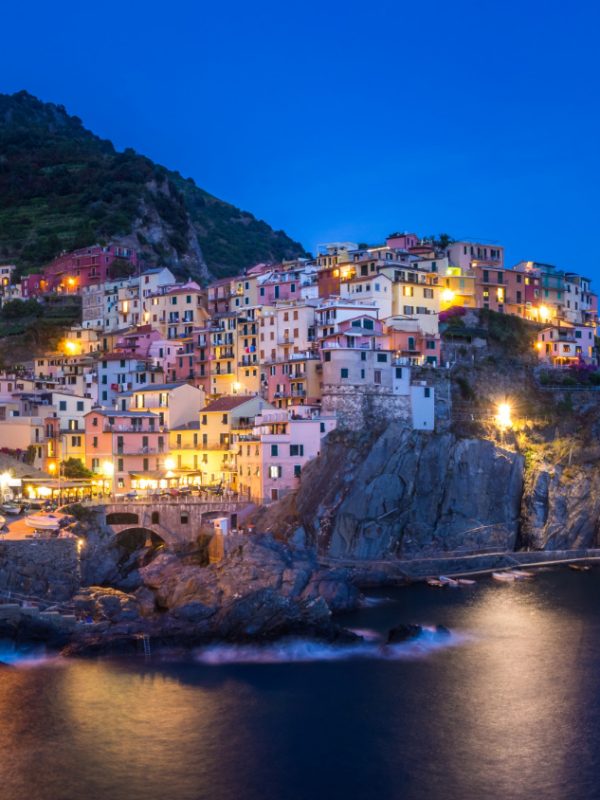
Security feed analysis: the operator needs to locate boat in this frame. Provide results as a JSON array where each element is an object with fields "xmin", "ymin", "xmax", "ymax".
[
  {"xmin": 1, "ymin": 502, "xmax": 21, "ymax": 516},
  {"xmin": 25, "ymin": 513, "xmax": 60, "ymax": 531},
  {"xmin": 492, "ymin": 571, "xmax": 515, "ymax": 583},
  {"xmin": 508, "ymin": 570, "xmax": 534, "ymax": 579},
  {"xmin": 439, "ymin": 575, "xmax": 460, "ymax": 588},
  {"xmin": 457, "ymin": 578, "xmax": 476, "ymax": 586},
  {"xmin": 426, "ymin": 578, "xmax": 444, "ymax": 587},
  {"xmin": 569, "ymin": 563, "xmax": 591, "ymax": 572}
]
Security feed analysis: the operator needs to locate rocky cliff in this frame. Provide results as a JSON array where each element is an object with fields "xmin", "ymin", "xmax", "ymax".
[
  {"xmin": 287, "ymin": 424, "xmax": 524, "ymax": 559},
  {"xmin": 260, "ymin": 420, "xmax": 600, "ymax": 558}
]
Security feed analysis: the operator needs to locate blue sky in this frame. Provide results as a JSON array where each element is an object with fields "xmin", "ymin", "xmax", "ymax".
[{"xmin": 2, "ymin": 0, "xmax": 599, "ymax": 274}]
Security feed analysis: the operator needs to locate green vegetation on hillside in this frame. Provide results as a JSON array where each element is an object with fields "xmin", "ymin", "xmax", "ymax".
[
  {"xmin": 0, "ymin": 91, "xmax": 306, "ymax": 279},
  {"xmin": 0, "ymin": 295, "xmax": 81, "ymax": 362}
]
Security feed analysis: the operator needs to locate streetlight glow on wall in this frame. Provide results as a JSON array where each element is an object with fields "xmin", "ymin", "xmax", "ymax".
[{"xmin": 538, "ymin": 305, "xmax": 550, "ymax": 323}]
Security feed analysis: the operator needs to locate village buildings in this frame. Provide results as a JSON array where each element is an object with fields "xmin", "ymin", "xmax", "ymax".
[{"xmin": 0, "ymin": 231, "xmax": 597, "ymax": 501}]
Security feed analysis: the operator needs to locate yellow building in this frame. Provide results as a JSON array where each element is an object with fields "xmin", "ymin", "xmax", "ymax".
[
  {"xmin": 235, "ymin": 309, "xmax": 261, "ymax": 394},
  {"xmin": 146, "ymin": 281, "xmax": 209, "ymax": 340},
  {"xmin": 193, "ymin": 395, "xmax": 273, "ymax": 489},
  {"xmin": 439, "ymin": 266, "xmax": 477, "ymax": 310}
]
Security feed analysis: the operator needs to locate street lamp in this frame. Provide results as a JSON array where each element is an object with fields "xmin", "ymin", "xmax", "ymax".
[
  {"xmin": 495, "ymin": 402, "xmax": 512, "ymax": 431},
  {"xmin": 441, "ymin": 288, "xmax": 455, "ymax": 306},
  {"xmin": 102, "ymin": 460, "xmax": 114, "ymax": 500}
]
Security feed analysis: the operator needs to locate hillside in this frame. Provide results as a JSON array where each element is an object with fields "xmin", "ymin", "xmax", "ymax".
[{"xmin": 0, "ymin": 90, "xmax": 306, "ymax": 280}]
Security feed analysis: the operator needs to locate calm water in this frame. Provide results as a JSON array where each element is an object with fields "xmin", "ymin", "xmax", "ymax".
[{"xmin": 2, "ymin": 568, "xmax": 600, "ymax": 800}]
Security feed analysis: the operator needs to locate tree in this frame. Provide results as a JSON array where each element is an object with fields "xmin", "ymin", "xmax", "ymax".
[
  {"xmin": 0, "ymin": 298, "xmax": 43, "ymax": 320},
  {"xmin": 61, "ymin": 458, "xmax": 93, "ymax": 479}
]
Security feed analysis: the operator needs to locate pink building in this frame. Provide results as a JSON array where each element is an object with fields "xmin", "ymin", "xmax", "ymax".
[
  {"xmin": 536, "ymin": 322, "xmax": 596, "ymax": 366},
  {"xmin": 26, "ymin": 245, "xmax": 138, "ymax": 297},
  {"xmin": 447, "ymin": 240, "xmax": 504, "ymax": 271},
  {"xmin": 237, "ymin": 407, "xmax": 336, "ymax": 503},
  {"xmin": 386, "ymin": 232, "xmax": 419, "ymax": 250},
  {"xmin": 84, "ymin": 409, "xmax": 167, "ymax": 494},
  {"xmin": 258, "ymin": 269, "xmax": 302, "ymax": 304},
  {"xmin": 114, "ymin": 326, "xmax": 161, "ymax": 357}
]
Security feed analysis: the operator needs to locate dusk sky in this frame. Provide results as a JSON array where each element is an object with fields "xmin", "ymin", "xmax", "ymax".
[{"xmin": 2, "ymin": 0, "xmax": 599, "ymax": 273}]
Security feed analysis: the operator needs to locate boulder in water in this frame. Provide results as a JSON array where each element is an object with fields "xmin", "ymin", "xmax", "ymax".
[{"xmin": 387, "ymin": 623, "xmax": 423, "ymax": 644}]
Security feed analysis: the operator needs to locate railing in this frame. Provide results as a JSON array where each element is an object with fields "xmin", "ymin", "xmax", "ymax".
[{"xmin": 115, "ymin": 447, "xmax": 163, "ymax": 455}]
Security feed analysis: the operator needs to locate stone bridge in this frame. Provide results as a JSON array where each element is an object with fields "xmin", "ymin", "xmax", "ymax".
[{"xmin": 102, "ymin": 501, "xmax": 254, "ymax": 548}]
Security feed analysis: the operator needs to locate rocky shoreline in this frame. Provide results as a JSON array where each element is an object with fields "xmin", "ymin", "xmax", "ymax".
[{"xmin": 2, "ymin": 526, "xmax": 598, "ymax": 660}]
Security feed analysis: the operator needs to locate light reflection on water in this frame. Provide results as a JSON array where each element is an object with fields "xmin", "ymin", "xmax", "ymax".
[{"xmin": 1, "ymin": 569, "xmax": 600, "ymax": 800}]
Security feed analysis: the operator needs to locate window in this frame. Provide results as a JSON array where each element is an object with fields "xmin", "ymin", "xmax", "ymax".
[
  {"xmin": 76, "ymin": 401, "xmax": 84, "ymax": 411},
  {"xmin": 294, "ymin": 465, "xmax": 302, "ymax": 478},
  {"xmin": 377, "ymin": 353, "xmax": 387, "ymax": 363},
  {"xmin": 374, "ymin": 370, "xmax": 382, "ymax": 384},
  {"xmin": 324, "ymin": 351, "xmax": 331, "ymax": 362},
  {"xmin": 59, "ymin": 401, "xmax": 67, "ymax": 411},
  {"xmin": 424, "ymin": 387, "xmax": 431, "ymax": 398},
  {"xmin": 341, "ymin": 368, "xmax": 349, "ymax": 379},
  {"xmin": 269, "ymin": 465, "xmax": 282, "ymax": 479},
  {"xmin": 290, "ymin": 444, "xmax": 304, "ymax": 456},
  {"xmin": 180, "ymin": 513, "xmax": 189, "ymax": 524},
  {"xmin": 222, "ymin": 414, "xmax": 228, "ymax": 425},
  {"xmin": 271, "ymin": 444, "xmax": 279, "ymax": 457},
  {"xmin": 395, "ymin": 367, "xmax": 403, "ymax": 378},
  {"xmin": 426, "ymin": 340, "xmax": 436, "ymax": 350}
]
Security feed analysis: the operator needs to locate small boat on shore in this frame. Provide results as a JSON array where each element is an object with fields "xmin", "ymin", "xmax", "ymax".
[
  {"xmin": 25, "ymin": 513, "xmax": 60, "ymax": 531},
  {"xmin": 569, "ymin": 564, "xmax": 591, "ymax": 572},
  {"xmin": 492, "ymin": 571, "xmax": 515, "ymax": 583},
  {"xmin": 439, "ymin": 575, "xmax": 460, "ymax": 588},
  {"xmin": 1, "ymin": 503, "xmax": 21, "ymax": 516},
  {"xmin": 457, "ymin": 578, "xmax": 476, "ymax": 586},
  {"xmin": 426, "ymin": 578, "xmax": 444, "ymax": 587},
  {"xmin": 508, "ymin": 570, "xmax": 534, "ymax": 579}
]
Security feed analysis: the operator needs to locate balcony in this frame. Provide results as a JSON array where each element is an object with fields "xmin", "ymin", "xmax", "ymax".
[{"xmin": 115, "ymin": 446, "xmax": 163, "ymax": 456}]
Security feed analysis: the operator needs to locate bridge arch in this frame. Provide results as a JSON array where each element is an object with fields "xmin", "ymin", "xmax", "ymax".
[{"xmin": 114, "ymin": 526, "xmax": 167, "ymax": 550}]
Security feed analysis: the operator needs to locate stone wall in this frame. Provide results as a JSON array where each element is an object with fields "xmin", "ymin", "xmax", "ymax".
[
  {"xmin": 0, "ymin": 539, "xmax": 80, "ymax": 601},
  {"xmin": 322, "ymin": 372, "xmax": 451, "ymax": 432},
  {"xmin": 322, "ymin": 384, "xmax": 411, "ymax": 430}
]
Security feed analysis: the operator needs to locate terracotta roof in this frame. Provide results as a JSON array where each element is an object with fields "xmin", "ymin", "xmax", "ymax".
[{"xmin": 201, "ymin": 395, "xmax": 257, "ymax": 412}]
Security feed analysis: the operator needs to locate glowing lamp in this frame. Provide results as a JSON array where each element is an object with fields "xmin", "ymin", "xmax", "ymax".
[
  {"xmin": 496, "ymin": 402, "xmax": 512, "ymax": 431},
  {"xmin": 164, "ymin": 458, "xmax": 176, "ymax": 471},
  {"xmin": 441, "ymin": 289, "xmax": 455, "ymax": 304},
  {"xmin": 539, "ymin": 305, "xmax": 550, "ymax": 323},
  {"xmin": 102, "ymin": 461, "xmax": 114, "ymax": 478}
]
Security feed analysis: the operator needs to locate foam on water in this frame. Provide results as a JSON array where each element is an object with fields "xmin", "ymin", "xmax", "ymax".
[
  {"xmin": 359, "ymin": 596, "xmax": 394, "ymax": 607},
  {"xmin": 192, "ymin": 628, "xmax": 469, "ymax": 665},
  {"xmin": 0, "ymin": 640, "xmax": 57, "ymax": 667}
]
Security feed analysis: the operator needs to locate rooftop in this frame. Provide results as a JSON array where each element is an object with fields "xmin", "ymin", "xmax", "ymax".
[{"xmin": 201, "ymin": 395, "xmax": 258, "ymax": 413}]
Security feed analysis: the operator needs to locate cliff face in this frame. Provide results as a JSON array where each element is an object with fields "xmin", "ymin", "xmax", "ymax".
[
  {"xmin": 293, "ymin": 424, "xmax": 524, "ymax": 559},
  {"xmin": 271, "ymin": 423, "xmax": 600, "ymax": 559},
  {"xmin": 520, "ymin": 463, "xmax": 600, "ymax": 550}
]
